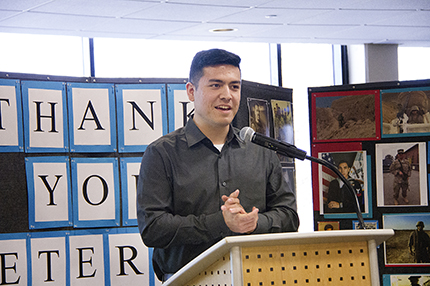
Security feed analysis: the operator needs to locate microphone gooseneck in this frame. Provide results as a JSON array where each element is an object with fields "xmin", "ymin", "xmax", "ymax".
[
  {"xmin": 239, "ymin": 127, "xmax": 307, "ymax": 160},
  {"xmin": 239, "ymin": 126, "xmax": 365, "ymax": 229}
]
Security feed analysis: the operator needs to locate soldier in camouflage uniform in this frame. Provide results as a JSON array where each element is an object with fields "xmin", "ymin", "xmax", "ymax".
[{"xmin": 389, "ymin": 149, "xmax": 412, "ymax": 205}]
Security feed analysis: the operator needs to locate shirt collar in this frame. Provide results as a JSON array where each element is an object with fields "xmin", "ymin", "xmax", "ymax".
[{"xmin": 184, "ymin": 118, "xmax": 242, "ymax": 148}]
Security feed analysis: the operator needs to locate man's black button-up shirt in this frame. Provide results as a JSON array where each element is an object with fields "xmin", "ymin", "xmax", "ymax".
[{"xmin": 137, "ymin": 118, "xmax": 299, "ymax": 280}]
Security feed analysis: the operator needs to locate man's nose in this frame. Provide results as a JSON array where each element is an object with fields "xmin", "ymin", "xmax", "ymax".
[{"xmin": 220, "ymin": 86, "xmax": 233, "ymax": 99}]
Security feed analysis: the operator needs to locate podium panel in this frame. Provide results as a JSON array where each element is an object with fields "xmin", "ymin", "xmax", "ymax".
[
  {"xmin": 242, "ymin": 242, "xmax": 370, "ymax": 285},
  {"xmin": 165, "ymin": 230, "xmax": 394, "ymax": 286},
  {"xmin": 185, "ymin": 253, "xmax": 232, "ymax": 285}
]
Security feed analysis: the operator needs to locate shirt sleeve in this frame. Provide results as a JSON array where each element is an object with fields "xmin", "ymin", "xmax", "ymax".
[
  {"xmin": 137, "ymin": 143, "xmax": 232, "ymax": 249},
  {"xmin": 252, "ymin": 151, "xmax": 299, "ymax": 234}
]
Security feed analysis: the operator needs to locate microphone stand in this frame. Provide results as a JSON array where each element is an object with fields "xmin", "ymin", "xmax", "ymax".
[{"xmin": 276, "ymin": 147, "xmax": 366, "ymax": 230}]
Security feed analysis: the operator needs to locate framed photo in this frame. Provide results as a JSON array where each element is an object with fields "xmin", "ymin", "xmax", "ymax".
[
  {"xmin": 375, "ymin": 142, "xmax": 428, "ymax": 206},
  {"xmin": 383, "ymin": 213, "xmax": 430, "ymax": 266},
  {"xmin": 271, "ymin": 99, "xmax": 293, "ymax": 145},
  {"xmin": 352, "ymin": 220, "xmax": 378, "ymax": 230},
  {"xmin": 381, "ymin": 87, "xmax": 430, "ymax": 138},
  {"xmin": 247, "ymin": 98, "xmax": 270, "ymax": 137},
  {"xmin": 383, "ymin": 274, "xmax": 430, "ymax": 286},
  {"xmin": 271, "ymin": 99, "xmax": 294, "ymax": 163},
  {"xmin": 317, "ymin": 221, "xmax": 340, "ymax": 231},
  {"xmin": 311, "ymin": 89, "xmax": 380, "ymax": 142},
  {"xmin": 312, "ymin": 142, "xmax": 372, "ymax": 219}
]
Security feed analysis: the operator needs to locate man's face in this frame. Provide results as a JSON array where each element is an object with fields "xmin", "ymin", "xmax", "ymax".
[
  {"xmin": 187, "ymin": 64, "xmax": 241, "ymax": 129},
  {"xmin": 417, "ymin": 225, "xmax": 423, "ymax": 231},
  {"xmin": 338, "ymin": 162, "xmax": 350, "ymax": 178}
]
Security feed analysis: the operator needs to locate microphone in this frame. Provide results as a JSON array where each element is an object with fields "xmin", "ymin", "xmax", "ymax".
[{"xmin": 239, "ymin": 127, "xmax": 307, "ymax": 160}]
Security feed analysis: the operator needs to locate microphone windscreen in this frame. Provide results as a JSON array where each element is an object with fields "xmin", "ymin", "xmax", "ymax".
[{"xmin": 239, "ymin": 127, "xmax": 255, "ymax": 142}]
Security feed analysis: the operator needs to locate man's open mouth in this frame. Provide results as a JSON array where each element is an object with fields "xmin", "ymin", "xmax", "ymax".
[{"xmin": 216, "ymin": 106, "xmax": 231, "ymax": 110}]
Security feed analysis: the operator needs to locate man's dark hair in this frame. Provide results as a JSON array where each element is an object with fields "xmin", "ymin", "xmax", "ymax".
[
  {"xmin": 189, "ymin": 49, "xmax": 241, "ymax": 87},
  {"xmin": 338, "ymin": 160, "xmax": 350, "ymax": 167}
]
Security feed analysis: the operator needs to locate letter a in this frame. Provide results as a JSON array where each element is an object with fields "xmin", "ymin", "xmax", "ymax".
[{"xmin": 78, "ymin": 101, "xmax": 105, "ymax": 130}]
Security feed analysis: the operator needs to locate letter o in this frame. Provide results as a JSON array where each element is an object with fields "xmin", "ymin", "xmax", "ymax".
[{"xmin": 82, "ymin": 175, "xmax": 108, "ymax": 206}]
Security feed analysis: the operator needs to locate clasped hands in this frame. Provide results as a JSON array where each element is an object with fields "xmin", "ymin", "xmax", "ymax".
[{"xmin": 221, "ymin": 189, "xmax": 259, "ymax": 234}]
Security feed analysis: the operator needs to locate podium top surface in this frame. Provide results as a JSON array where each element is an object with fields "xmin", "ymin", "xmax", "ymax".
[{"xmin": 164, "ymin": 229, "xmax": 394, "ymax": 286}]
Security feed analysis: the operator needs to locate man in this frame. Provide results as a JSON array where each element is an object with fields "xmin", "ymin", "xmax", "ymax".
[
  {"xmin": 137, "ymin": 49, "xmax": 299, "ymax": 282},
  {"xmin": 250, "ymin": 102, "xmax": 268, "ymax": 136},
  {"xmin": 407, "ymin": 105, "xmax": 425, "ymax": 124},
  {"xmin": 409, "ymin": 221, "xmax": 430, "ymax": 263},
  {"xmin": 389, "ymin": 149, "xmax": 412, "ymax": 205},
  {"xmin": 408, "ymin": 276, "xmax": 421, "ymax": 286},
  {"xmin": 325, "ymin": 160, "xmax": 364, "ymax": 213}
]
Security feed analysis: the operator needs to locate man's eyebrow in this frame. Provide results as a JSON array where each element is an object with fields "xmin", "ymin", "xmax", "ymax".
[
  {"xmin": 207, "ymin": 79, "xmax": 241, "ymax": 84},
  {"xmin": 208, "ymin": 79, "xmax": 223, "ymax": 83}
]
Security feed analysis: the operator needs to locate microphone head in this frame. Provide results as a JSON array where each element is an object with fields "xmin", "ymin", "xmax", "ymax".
[{"xmin": 240, "ymin": 127, "xmax": 255, "ymax": 142}]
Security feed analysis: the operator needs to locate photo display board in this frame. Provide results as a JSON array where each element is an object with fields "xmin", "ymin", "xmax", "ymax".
[{"xmin": 309, "ymin": 78, "xmax": 430, "ymax": 282}]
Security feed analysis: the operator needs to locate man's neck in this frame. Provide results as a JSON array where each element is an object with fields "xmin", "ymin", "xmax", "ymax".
[{"xmin": 193, "ymin": 119, "xmax": 230, "ymax": 145}]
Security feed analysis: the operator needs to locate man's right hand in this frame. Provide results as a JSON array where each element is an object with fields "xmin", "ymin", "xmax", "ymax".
[{"xmin": 221, "ymin": 189, "xmax": 259, "ymax": 234}]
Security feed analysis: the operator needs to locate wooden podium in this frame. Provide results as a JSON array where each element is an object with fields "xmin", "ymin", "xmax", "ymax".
[{"xmin": 164, "ymin": 229, "xmax": 394, "ymax": 286}]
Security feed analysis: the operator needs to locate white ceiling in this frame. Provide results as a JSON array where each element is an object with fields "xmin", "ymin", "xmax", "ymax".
[{"xmin": 1, "ymin": 0, "xmax": 429, "ymax": 46}]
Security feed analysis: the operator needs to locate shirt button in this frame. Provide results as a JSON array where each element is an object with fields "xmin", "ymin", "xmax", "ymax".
[{"xmin": 222, "ymin": 182, "xmax": 227, "ymax": 187}]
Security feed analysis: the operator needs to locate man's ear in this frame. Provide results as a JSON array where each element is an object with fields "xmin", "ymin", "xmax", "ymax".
[{"xmin": 186, "ymin": 82, "xmax": 195, "ymax": 102}]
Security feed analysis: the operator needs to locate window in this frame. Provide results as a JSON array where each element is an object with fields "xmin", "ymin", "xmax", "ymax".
[
  {"xmin": 281, "ymin": 43, "xmax": 335, "ymax": 233},
  {"xmin": 0, "ymin": 33, "xmax": 88, "ymax": 77},
  {"xmin": 93, "ymin": 38, "xmax": 271, "ymax": 84},
  {"xmin": 398, "ymin": 46, "xmax": 430, "ymax": 81}
]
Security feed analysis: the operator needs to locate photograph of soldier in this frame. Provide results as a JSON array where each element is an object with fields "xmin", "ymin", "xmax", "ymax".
[
  {"xmin": 409, "ymin": 221, "xmax": 430, "ymax": 263},
  {"xmin": 386, "ymin": 274, "xmax": 430, "ymax": 286},
  {"xmin": 272, "ymin": 99, "xmax": 294, "ymax": 163},
  {"xmin": 247, "ymin": 98, "xmax": 270, "ymax": 137},
  {"xmin": 376, "ymin": 142, "xmax": 428, "ymax": 207},
  {"xmin": 408, "ymin": 276, "xmax": 421, "ymax": 286},
  {"xmin": 389, "ymin": 149, "xmax": 412, "ymax": 205},
  {"xmin": 319, "ymin": 151, "xmax": 367, "ymax": 215},
  {"xmin": 325, "ymin": 160, "xmax": 364, "ymax": 213},
  {"xmin": 381, "ymin": 89, "xmax": 430, "ymax": 135},
  {"xmin": 383, "ymin": 213, "xmax": 430, "ymax": 265},
  {"xmin": 271, "ymin": 99, "xmax": 293, "ymax": 145}
]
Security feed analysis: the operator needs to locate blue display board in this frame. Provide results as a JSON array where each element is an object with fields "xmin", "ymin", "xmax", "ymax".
[
  {"xmin": 22, "ymin": 81, "xmax": 69, "ymax": 153},
  {"xmin": 26, "ymin": 156, "xmax": 72, "ymax": 229},
  {"xmin": 67, "ymin": 82, "xmax": 116, "ymax": 153},
  {"xmin": 116, "ymin": 84, "xmax": 168, "ymax": 152},
  {"xmin": 0, "ymin": 78, "xmax": 23, "ymax": 152},
  {"xmin": 71, "ymin": 157, "xmax": 120, "ymax": 228}
]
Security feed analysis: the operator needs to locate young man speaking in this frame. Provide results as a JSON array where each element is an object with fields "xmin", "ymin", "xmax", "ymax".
[{"xmin": 137, "ymin": 48, "xmax": 299, "ymax": 282}]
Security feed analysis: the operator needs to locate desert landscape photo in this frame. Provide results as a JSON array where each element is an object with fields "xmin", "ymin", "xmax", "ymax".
[{"xmin": 316, "ymin": 94, "xmax": 376, "ymax": 140}]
